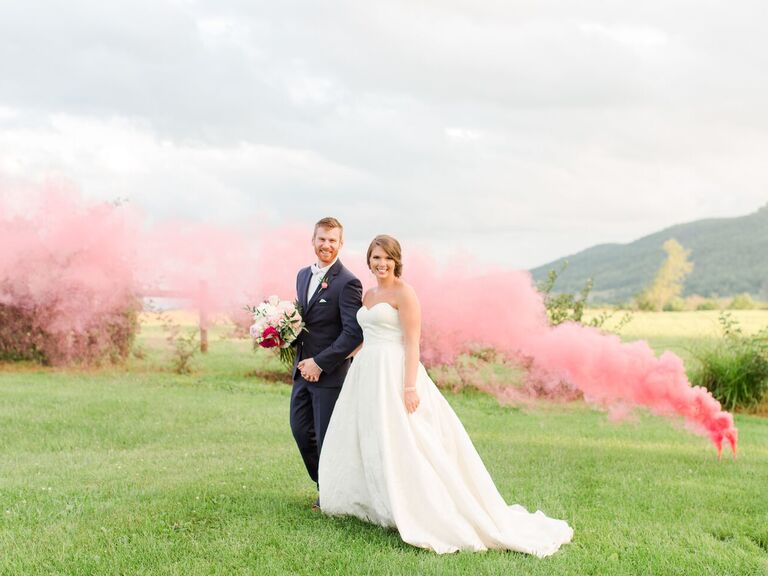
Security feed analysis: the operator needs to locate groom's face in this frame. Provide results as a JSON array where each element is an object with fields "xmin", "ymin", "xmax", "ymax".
[{"xmin": 313, "ymin": 226, "xmax": 343, "ymax": 265}]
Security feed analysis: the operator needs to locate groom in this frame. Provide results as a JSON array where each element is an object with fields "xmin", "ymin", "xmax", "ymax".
[{"xmin": 292, "ymin": 217, "xmax": 363, "ymax": 508}]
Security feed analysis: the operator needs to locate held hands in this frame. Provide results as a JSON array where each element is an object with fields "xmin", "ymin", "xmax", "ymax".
[
  {"xmin": 298, "ymin": 358, "xmax": 322, "ymax": 382},
  {"xmin": 404, "ymin": 387, "xmax": 420, "ymax": 413}
]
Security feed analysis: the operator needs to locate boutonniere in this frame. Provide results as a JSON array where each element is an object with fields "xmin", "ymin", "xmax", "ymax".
[{"xmin": 320, "ymin": 275, "xmax": 330, "ymax": 290}]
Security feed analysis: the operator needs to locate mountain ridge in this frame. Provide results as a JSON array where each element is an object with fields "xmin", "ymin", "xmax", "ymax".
[{"xmin": 530, "ymin": 204, "xmax": 768, "ymax": 303}]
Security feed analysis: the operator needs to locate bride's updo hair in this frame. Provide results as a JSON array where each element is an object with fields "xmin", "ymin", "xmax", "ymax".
[{"xmin": 367, "ymin": 235, "xmax": 403, "ymax": 277}]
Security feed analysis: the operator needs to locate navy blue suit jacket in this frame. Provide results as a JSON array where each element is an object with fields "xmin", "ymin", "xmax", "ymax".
[{"xmin": 293, "ymin": 259, "xmax": 363, "ymax": 387}]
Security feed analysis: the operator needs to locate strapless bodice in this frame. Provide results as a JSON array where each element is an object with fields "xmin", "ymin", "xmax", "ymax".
[{"xmin": 356, "ymin": 302, "xmax": 403, "ymax": 346}]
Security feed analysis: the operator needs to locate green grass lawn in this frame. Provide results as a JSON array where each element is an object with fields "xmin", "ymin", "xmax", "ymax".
[{"xmin": 1, "ymin": 316, "xmax": 767, "ymax": 575}]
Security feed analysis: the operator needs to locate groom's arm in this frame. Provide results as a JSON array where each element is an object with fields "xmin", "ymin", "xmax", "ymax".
[{"xmin": 313, "ymin": 278, "xmax": 364, "ymax": 374}]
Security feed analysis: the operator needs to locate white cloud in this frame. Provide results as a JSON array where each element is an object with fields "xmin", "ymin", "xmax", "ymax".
[
  {"xmin": 0, "ymin": 106, "xmax": 17, "ymax": 121},
  {"xmin": 0, "ymin": 114, "xmax": 369, "ymax": 225},
  {"xmin": 578, "ymin": 22, "xmax": 669, "ymax": 50},
  {"xmin": 445, "ymin": 127, "xmax": 483, "ymax": 144},
  {"xmin": 1, "ymin": 1, "xmax": 767, "ymax": 268}
]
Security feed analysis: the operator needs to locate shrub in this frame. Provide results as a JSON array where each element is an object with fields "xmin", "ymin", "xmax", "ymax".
[
  {"xmin": 227, "ymin": 307, "xmax": 253, "ymax": 339},
  {"xmin": 157, "ymin": 312, "xmax": 199, "ymax": 375},
  {"xmin": 537, "ymin": 263, "xmax": 632, "ymax": 331},
  {"xmin": 662, "ymin": 298, "xmax": 686, "ymax": 312},
  {"xmin": 696, "ymin": 299, "xmax": 720, "ymax": 311},
  {"xmin": 729, "ymin": 293, "xmax": 757, "ymax": 310},
  {"xmin": 689, "ymin": 313, "xmax": 768, "ymax": 411},
  {"xmin": 0, "ymin": 298, "xmax": 140, "ymax": 366},
  {"xmin": 536, "ymin": 263, "xmax": 590, "ymax": 325},
  {"xmin": 0, "ymin": 187, "xmax": 141, "ymax": 366},
  {"xmin": 0, "ymin": 302, "xmax": 47, "ymax": 363},
  {"xmin": 636, "ymin": 298, "xmax": 657, "ymax": 312}
]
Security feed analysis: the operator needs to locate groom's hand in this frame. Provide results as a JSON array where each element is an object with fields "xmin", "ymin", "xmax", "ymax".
[{"xmin": 298, "ymin": 358, "xmax": 322, "ymax": 382}]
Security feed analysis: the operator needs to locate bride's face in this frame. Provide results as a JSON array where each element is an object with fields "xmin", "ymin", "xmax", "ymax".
[{"xmin": 369, "ymin": 246, "xmax": 396, "ymax": 280}]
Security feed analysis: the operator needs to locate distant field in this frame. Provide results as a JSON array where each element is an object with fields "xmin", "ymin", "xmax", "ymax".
[
  {"xmin": 150, "ymin": 308, "xmax": 768, "ymax": 333},
  {"xmin": 142, "ymin": 308, "xmax": 768, "ymax": 375},
  {"xmin": 583, "ymin": 309, "xmax": 768, "ymax": 365},
  {"xmin": 613, "ymin": 310, "xmax": 768, "ymax": 339}
]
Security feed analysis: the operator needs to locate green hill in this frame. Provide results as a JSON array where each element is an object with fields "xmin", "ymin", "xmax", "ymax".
[{"xmin": 530, "ymin": 203, "xmax": 768, "ymax": 303}]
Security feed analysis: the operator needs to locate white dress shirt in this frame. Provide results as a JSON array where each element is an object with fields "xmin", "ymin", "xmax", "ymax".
[{"xmin": 307, "ymin": 258, "xmax": 337, "ymax": 303}]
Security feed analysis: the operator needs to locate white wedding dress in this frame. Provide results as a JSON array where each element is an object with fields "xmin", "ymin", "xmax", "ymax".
[{"xmin": 318, "ymin": 303, "xmax": 573, "ymax": 556}]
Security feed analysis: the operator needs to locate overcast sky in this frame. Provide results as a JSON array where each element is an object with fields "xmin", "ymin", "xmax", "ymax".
[{"xmin": 1, "ymin": 0, "xmax": 766, "ymax": 268}]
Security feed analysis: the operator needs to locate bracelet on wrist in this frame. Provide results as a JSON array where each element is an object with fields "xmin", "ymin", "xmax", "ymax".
[{"xmin": 404, "ymin": 386, "xmax": 417, "ymax": 391}]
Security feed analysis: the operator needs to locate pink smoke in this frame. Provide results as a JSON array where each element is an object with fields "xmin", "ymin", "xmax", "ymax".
[
  {"xmin": 0, "ymin": 182, "xmax": 737, "ymax": 454},
  {"xmin": 404, "ymin": 257, "xmax": 737, "ymax": 457},
  {"xmin": 0, "ymin": 183, "xmax": 139, "ymax": 330},
  {"xmin": 253, "ymin": 224, "xmax": 312, "ymax": 298},
  {"xmin": 139, "ymin": 220, "xmax": 260, "ymax": 310},
  {"xmin": 348, "ymin": 248, "xmax": 736, "ymax": 455},
  {"xmin": 0, "ymin": 182, "xmax": 142, "ymax": 363},
  {"xmin": 138, "ymin": 220, "xmax": 312, "ymax": 317}
]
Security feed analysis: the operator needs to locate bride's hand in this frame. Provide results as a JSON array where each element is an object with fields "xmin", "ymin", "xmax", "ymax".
[{"xmin": 404, "ymin": 388, "xmax": 420, "ymax": 413}]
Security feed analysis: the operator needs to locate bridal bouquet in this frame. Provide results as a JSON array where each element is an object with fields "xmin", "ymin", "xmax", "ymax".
[{"xmin": 247, "ymin": 296, "xmax": 305, "ymax": 367}]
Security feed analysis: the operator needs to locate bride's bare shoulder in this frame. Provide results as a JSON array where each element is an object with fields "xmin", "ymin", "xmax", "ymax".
[
  {"xmin": 362, "ymin": 288, "xmax": 376, "ymax": 306},
  {"xmin": 394, "ymin": 281, "xmax": 419, "ymax": 306}
]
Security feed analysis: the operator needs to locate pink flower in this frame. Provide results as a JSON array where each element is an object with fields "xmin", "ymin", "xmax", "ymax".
[{"xmin": 321, "ymin": 281, "xmax": 328, "ymax": 290}]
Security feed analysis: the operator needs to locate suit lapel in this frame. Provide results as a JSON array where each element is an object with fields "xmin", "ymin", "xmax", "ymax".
[
  {"xmin": 306, "ymin": 259, "xmax": 343, "ymax": 314},
  {"xmin": 299, "ymin": 267, "xmax": 312, "ymax": 312}
]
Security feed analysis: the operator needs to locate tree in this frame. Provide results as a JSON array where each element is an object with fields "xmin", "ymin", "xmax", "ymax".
[{"xmin": 636, "ymin": 239, "xmax": 694, "ymax": 311}]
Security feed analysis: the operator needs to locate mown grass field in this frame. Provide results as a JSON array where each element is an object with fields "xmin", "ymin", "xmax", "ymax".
[{"xmin": 1, "ymin": 312, "xmax": 767, "ymax": 575}]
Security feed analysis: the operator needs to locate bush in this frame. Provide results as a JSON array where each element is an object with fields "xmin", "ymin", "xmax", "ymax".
[
  {"xmin": 729, "ymin": 293, "xmax": 757, "ymax": 310},
  {"xmin": 0, "ymin": 188, "xmax": 141, "ymax": 366},
  {"xmin": 537, "ymin": 263, "xmax": 591, "ymax": 325},
  {"xmin": 696, "ymin": 299, "xmax": 720, "ymax": 311},
  {"xmin": 636, "ymin": 297, "xmax": 657, "ymax": 311},
  {"xmin": 689, "ymin": 313, "xmax": 768, "ymax": 411},
  {"xmin": 156, "ymin": 312, "xmax": 199, "ymax": 375},
  {"xmin": 0, "ymin": 303, "xmax": 47, "ymax": 363},
  {"xmin": 662, "ymin": 298, "xmax": 686, "ymax": 312},
  {"xmin": 538, "ymin": 263, "xmax": 632, "ymax": 331},
  {"xmin": 0, "ymin": 298, "xmax": 140, "ymax": 366}
]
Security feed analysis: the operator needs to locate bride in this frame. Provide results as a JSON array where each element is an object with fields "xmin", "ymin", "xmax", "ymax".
[{"xmin": 317, "ymin": 235, "xmax": 573, "ymax": 556}]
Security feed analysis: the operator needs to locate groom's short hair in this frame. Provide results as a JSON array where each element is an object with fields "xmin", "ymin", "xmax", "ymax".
[{"xmin": 314, "ymin": 217, "xmax": 344, "ymax": 239}]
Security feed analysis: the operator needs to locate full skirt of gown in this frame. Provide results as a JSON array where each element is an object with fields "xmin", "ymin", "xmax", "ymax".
[{"xmin": 318, "ymin": 303, "xmax": 573, "ymax": 556}]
